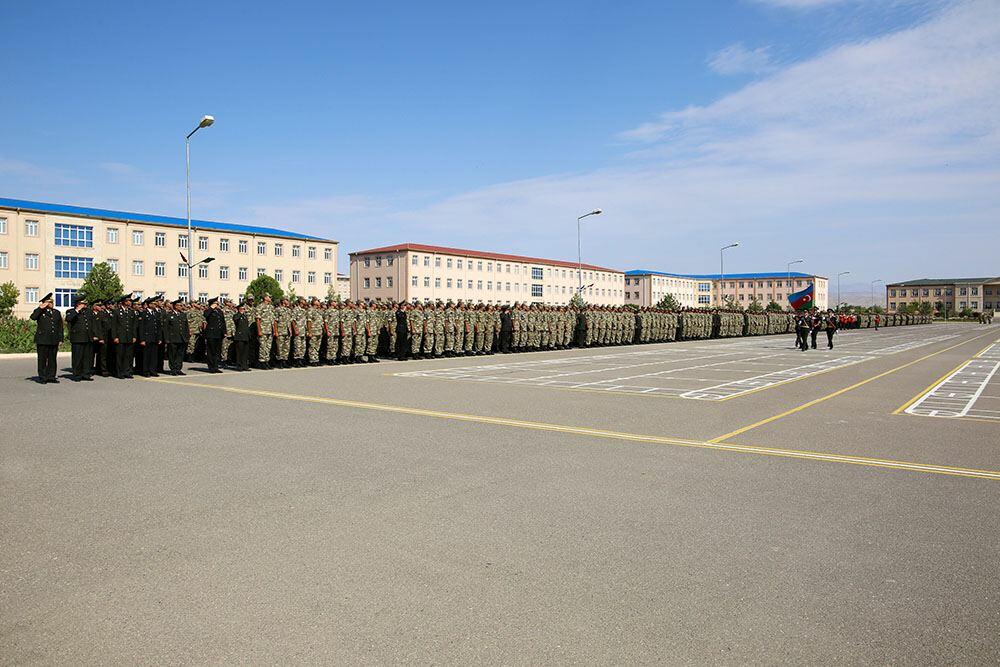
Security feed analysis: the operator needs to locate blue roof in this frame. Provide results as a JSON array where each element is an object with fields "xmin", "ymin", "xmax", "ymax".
[
  {"xmin": 0, "ymin": 197, "xmax": 333, "ymax": 242},
  {"xmin": 627, "ymin": 269, "xmax": 817, "ymax": 280}
]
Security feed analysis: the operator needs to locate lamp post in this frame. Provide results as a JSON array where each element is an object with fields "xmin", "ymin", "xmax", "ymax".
[
  {"xmin": 837, "ymin": 271, "xmax": 850, "ymax": 312},
  {"xmin": 871, "ymin": 279, "xmax": 883, "ymax": 310},
  {"xmin": 186, "ymin": 115, "xmax": 215, "ymax": 302},
  {"xmin": 719, "ymin": 242, "xmax": 739, "ymax": 306},
  {"xmin": 577, "ymin": 209, "xmax": 602, "ymax": 292}
]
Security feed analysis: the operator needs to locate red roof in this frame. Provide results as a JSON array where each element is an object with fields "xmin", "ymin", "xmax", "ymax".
[{"xmin": 349, "ymin": 242, "xmax": 622, "ymax": 274}]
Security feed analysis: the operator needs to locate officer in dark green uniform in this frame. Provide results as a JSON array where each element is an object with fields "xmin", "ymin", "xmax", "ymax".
[
  {"xmin": 164, "ymin": 299, "xmax": 190, "ymax": 375},
  {"xmin": 232, "ymin": 302, "xmax": 252, "ymax": 371},
  {"xmin": 65, "ymin": 295, "xmax": 97, "ymax": 381},
  {"xmin": 114, "ymin": 295, "xmax": 137, "ymax": 379},
  {"xmin": 29, "ymin": 292, "xmax": 63, "ymax": 384},
  {"xmin": 92, "ymin": 300, "xmax": 113, "ymax": 377},
  {"xmin": 202, "ymin": 297, "xmax": 226, "ymax": 373}
]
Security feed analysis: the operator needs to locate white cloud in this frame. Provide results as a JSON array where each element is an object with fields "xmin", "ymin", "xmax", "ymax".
[{"xmin": 708, "ymin": 43, "xmax": 775, "ymax": 75}]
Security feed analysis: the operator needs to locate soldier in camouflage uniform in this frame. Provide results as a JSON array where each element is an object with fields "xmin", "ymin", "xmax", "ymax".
[
  {"xmin": 340, "ymin": 301, "xmax": 355, "ymax": 362},
  {"xmin": 324, "ymin": 301, "xmax": 341, "ymax": 364},
  {"xmin": 273, "ymin": 298, "xmax": 293, "ymax": 367},
  {"xmin": 291, "ymin": 297, "xmax": 308, "ymax": 366},
  {"xmin": 307, "ymin": 299, "xmax": 324, "ymax": 365},
  {"xmin": 443, "ymin": 301, "xmax": 457, "ymax": 356},
  {"xmin": 221, "ymin": 300, "xmax": 236, "ymax": 365},
  {"xmin": 431, "ymin": 301, "xmax": 445, "ymax": 357},
  {"xmin": 387, "ymin": 302, "xmax": 399, "ymax": 358},
  {"xmin": 420, "ymin": 302, "xmax": 434, "ymax": 357},
  {"xmin": 407, "ymin": 302, "xmax": 424, "ymax": 357},
  {"xmin": 186, "ymin": 302, "xmax": 204, "ymax": 360},
  {"xmin": 255, "ymin": 294, "xmax": 276, "ymax": 369},
  {"xmin": 460, "ymin": 303, "xmax": 474, "ymax": 355},
  {"xmin": 365, "ymin": 301, "xmax": 380, "ymax": 362}
]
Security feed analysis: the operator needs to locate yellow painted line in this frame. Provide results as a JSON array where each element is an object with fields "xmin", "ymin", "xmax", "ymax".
[
  {"xmin": 892, "ymin": 341, "xmax": 996, "ymax": 415},
  {"xmin": 710, "ymin": 330, "xmax": 997, "ymax": 443},
  {"xmin": 144, "ymin": 376, "xmax": 1000, "ymax": 480}
]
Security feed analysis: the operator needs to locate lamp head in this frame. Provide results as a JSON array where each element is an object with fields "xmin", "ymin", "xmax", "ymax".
[
  {"xmin": 199, "ymin": 115, "xmax": 215, "ymax": 128},
  {"xmin": 592, "ymin": 209, "xmax": 602, "ymax": 215}
]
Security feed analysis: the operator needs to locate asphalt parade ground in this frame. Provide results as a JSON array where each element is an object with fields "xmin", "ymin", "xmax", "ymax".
[{"xmin": 2, "ymin": 321, "xmax": 998, "ymax": 663}]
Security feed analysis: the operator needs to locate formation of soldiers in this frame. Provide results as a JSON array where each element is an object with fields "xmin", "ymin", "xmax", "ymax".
[{"xmin": 29, "ymin": 290, "xmax": 935, "ymax": 382}]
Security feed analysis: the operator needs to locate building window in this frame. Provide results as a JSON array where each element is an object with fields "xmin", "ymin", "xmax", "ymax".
[
  {"xmin": 307, "ymin": 271, "xmax": 316, "ymax": 284},
  {"xmin": 178, "ymin": 264, "xmax": 189, "ymax": 277},
  {"xmin": 257, "ymin": 268, "xmax": 266, "ymax": 277},
  {"xmin": 0, "ymin": 252, "xmax": 7, "ymax": 270},
  {"xmin": 177, "ymin": 234, "xmax": 188, "ymax": 249},
  {"xmin": 308, "ymin": 246, "xmax": 316, "ymax": 260},
  {"xmin": 198, "ymin": 264, "xmax": 208, "ymax": 279},
  {"xmin": 291, "ymin": 270, "xmax": 300, "ymax": 283},
  {"xmin": 435, "ymin": 257, "xmax": 441, "ymax": 268},
  {"xmin": 531, "ymin": 267, "xmax": 543, "ymax": 280},
  {"xmin": 411, "ymin": 255, "xmax": 418, "ymax": 266},
  {"xmin": 487, "ymin": 281, "xmax": 492, "ymax": 290},
  {"xmin": 25, "ymin": 287, "xmax": 39, "ymax": 303},
  {"xmin": 132, "ymin": 260, "xmax": 144, "ymax": 276},
  {"xmin": 155, "ymin": 231, "xmax": 166, "ymax": 247},
  {"xmin": 106, "ymin": 227, "xmax": 118, "ymax": 244},
  {"xmin": 531, "ymin": 284, "xmax": 543, "ymax": 297},
  {"xmin": 54, "ymin": 223, "xmax": 94, "ymax": 248},
  {"xmin": 198, "ymin": 236, "xmax": 208, "ymax": 251},
  {"xmin": 698, "ymin": 283, "xmax": 711, "ymax": 292},
  {"xmin": 971, "ymin": 287, "xmax": 979, "ymax": 296},
  {"xmin": 239, "ymin": 240, "xmax": 248, "ymax": 254},
  {"xmin": 25, "ymin": 219, "xmax": 39, "ymax": 236},
  {"xmin": 238, "ymin": 267, "xmax": 248, "ymax": 281},
  {"xmin": 475, "ymin": 280, "xmax": 481, "ymax": 290},
  {"xmin": 971, "ymin": 301, "xmax": 979, "ymax": 309},
  {"xmin": 52, "ymin": 256, "xmax": 94, "ymax": 283},
  {"xmin": 506, "ymin": 282, "xmax": 511, "ymax": 291},
  {"xmin": 324, "ymin": 247, "xmax": 333, "ymax": 261},
  {"xmin": 364, "ymin": 278, "xmax": 371, "ymax": 289},
  {"xmin": 54, "ymin": 288, "xmax": 76, "ymax": 308},
  {"xmin": 0, "ymin": 217, "xmax": 6, "ymax": 234},
  {"xmin": 274, "ymin": 243, "xmax": 284, "ymax": 257},
  {"xmin": 386, "ymin": 277, "xmax": 393, "ymax": 287},
  {"xmin": 412, "ymin": 276, "xmax": 418, "ymax": 287},
  {"xmin": 219, "ymin": 266, "xmax": 229, "ymax": 280},
  {"xmin": 257, "ymin": 242, "xmax": 266, "ymax": 255},
  {"xmin": 698, "ymin": 295, "xmax": 711, "ymax": 304},
  {"xmin": 364, "ymin": 257, "xmax": 371, "ymax": 268},
  {"xmin": 435, "ymin": 277, "xmax": 442, "ymax": 288},
  {"xmin": 457, "ymin": 279, "xmax": 463, "ymax": 289},
  {"xmin": 374, "ymin": 277, "xmax": 381, "ymax": 288},
  {"xmin": 132, "ymin": 230, "xmax": 144, "ymax": 245},
  {"xmin": 198, "ymin": 293, "xmax": 208, "ymax": 304},
  {"xmin": 219, "ymin": 293, "xmax": 229, "ymax": 301},
  {"xmin": 25, "ymin": 253, "xmax": 39, "ymax": 270},
  {"xmin": 446, "ymin": 258, "xmax": 453, "ymax": 269},
  {"xmin": 291, "ymin": 245, "xmax": 300, "ymax": 258},
  {"xmin": 323, "ymin": 272, "xmax": 332, "ymax": 285},
  {"xmin": 154, "ymin": 261, "xmax": 166, "ymax": 277},
  {"xmin": 220, "ymin": 238, "xmax": 229, "ymax": 252},
  {"xmin": 274, "ymin": 269, "xmax": 283, "ymax": 282},
  {"xmin": 386, "ymin": 256, "xmax": 393, "ymax": 266},
  {"xmin": 446, "ymin": 279, "xmax": 453, "ymax": 288},
  {"xmin": 477, "ymin": 261, "xmax": 483, "ymax": 271},
  {"xmin": 424, "ymin": 277, "xmax": 430, "ymax": 287},
  {"xmin": 457, "ymin": 259, "xmax": 463, "ymax": 269}
]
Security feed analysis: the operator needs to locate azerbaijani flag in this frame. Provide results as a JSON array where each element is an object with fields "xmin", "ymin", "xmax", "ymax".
[{"xmin": 788, "ymin": 283, "xmax": 814, "ymax": 311}]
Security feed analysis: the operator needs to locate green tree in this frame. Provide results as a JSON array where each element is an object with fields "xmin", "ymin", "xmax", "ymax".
[
  {"xmin": 918, "ymin": 301, "xmax": 933, "ymax": 316},
  {"xmin": 325, "ymin": 284, "xmax": 342, "ymax": 303},
  {"xmin": 245, "ymin": 274, "xmax": 284, "ymax": 302},
  {"xmin": 746, "ymin": 299, "xmax": 764, "ymax": 314},
  {"xmin": 655, "ymin": 293, "xmax": 681, "ymax": 311},
  {"xmin": 0, "ymin": 281, "xmax": 19, "ymax": 318},
  {"xmin": 569, "ymin": 292, "xmax": 586, "ymax": 309},
  {"xmin": 959, "ymin": 306, "xmax": 974, "ymax": 319},
  {"xmin": 722, "ymin": 295, "xmax": 742, "ymax": 311},
  {"xmin": 285, "ymin": 282, "xmax": 297, "ymax": 302},
  {"xmin": 765, "ymin": 300, "xmax": 784, "ymax": 313},
  {"xmin": 78, "ymin": 262, "xmax": 124, "ymax": 303}
]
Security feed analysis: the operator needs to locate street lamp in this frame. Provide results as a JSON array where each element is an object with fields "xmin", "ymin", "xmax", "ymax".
[
  {"xmin": 720, "ymin": 242, "xmax": 739, "ymax": 305},
  {"xmin": 186, "ymin": 114, "xmax": 215, "ymax": 302},
  {"xmin": 871, "ymin": 279, "xmax": 883, "ymax": 310},
  {"xmin": 837, "ymin": 271, "xmax": 850, "ymax": 312},
  {"xmin": 577, "ymin": 209, "xmax": 602, "ymax": 292}
]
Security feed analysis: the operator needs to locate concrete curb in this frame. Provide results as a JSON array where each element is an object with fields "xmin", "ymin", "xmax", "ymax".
[{"xmin": 0, "ymin": 352, "xmax": 71, "ymax": 360}]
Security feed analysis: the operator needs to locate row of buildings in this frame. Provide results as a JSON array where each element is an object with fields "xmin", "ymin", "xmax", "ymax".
[{"xmin": 2, "ymin": 197, "xmax": 992, "ymax": 317}]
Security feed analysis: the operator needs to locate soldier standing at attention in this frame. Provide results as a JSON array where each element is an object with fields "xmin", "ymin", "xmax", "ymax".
[
  {"xmin": 136, "ymin": 298, "xmax": 161, "ymax": 377},
  {"xmin": 30, "ymin": 292, "xmax": 63, "ymax": 384},
  {"xmin": 395, "ymin": 302, "xmax": 409, "ymax": 361},
  {"xmin": 324, "ymin": 300, "xmax": 341, "ymax": 365},
  {"xmin": 65, "ymin": 295, "xmax": 97, "ymax": 382},
  {"xmin": 113, "ymin": 295, "xmax": 136, "ymax": 379},
  {"xmin": 202, "ymin": 297, "xmax": 226, "ymax": 373},
  {"xmin": 291, "ymin": 297, "xmax": 308, "ymax": 366},
  {"xmin": 232, "ymin": 302, "xmax": 252, "ymax": 371},
  {"xmin": 221, "ymin": 300, "xmax": 236, "ymax": 367},
  {"xmin": 164, "ymin": 299, "xmax": 189, "ymax": 375},
  {"xmin": 256, "ymin": 294, "xmax": 276, "ymax": 369},
  {"xmin": 91, "ymin": 300, "xmax": 113, "ymax": 377},
  {"xmin": 307, "ymin": 298, "xmax": 324, "ymax": 366},
  {"xmin": 407, "ymin": 302, "xmax": 424, "ymax": 359},
  {"xmin": 186, "ymin": 301, "xmax": 204, "ymax": 361},
  {"xmin": 354, "ymin": 301, "xmax": 368, "ymax": 363},
  {"xmin": 274, "ymin": 298, "xmax": 292, "ymax": 368}
]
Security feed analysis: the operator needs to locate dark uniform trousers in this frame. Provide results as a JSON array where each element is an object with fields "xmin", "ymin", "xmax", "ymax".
[
  {"xmin": 117, "ymin": 342, "xmax": 134, "ymax": 378},
  {"xmin": 233, "ymin": 340, "xmax": 249, "ymax": 371},
  {"xmin": 168, "ymin": 342, "xmax": 186, "ymax": 373},
  {"xmin": 93, "ymin": 340, "xmax": 110, "ymax": 376},
  {"xmin": 37, "ymin": 345, "xmax": 58, "ymax": 382},
  {"xmin": 205, "ymin": 339, "xmax": 222, "ymax": 371},
  {"xmin": 141, "ymin": 342, "xmax": 159, "ymax": 376},
  {"xmin": 71, "ymin": 342, "xmax": 93, "ymax": 379}
]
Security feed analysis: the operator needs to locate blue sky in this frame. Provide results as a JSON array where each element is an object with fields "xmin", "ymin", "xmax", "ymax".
[{"xmin": 2, "ymin": 0, "xmax": 997, "ymax": 296}]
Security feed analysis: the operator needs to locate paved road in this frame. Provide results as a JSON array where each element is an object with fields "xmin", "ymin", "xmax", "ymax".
[{"xmin": 2, "ymin": 322, "xmax": 998, "ymax": 663}]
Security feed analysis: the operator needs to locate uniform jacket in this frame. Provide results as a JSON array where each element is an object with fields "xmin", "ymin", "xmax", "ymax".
[
  {"xmin": 65, "ymin": 307, "xmax": 95, "ymax": 343},
  {"xmin": 136, "ymin": 308, "xmax": 161, "ymax": 343},
  {"xmin": 203, "ymin": 307, "xmax": 227, "ymax": 340},
  {"xmin": 233, "ymin": 312, "xmax": 252, "ymax": 341},
  {"xmin": 114, "ymin": 306, "xmax": 138, "ymax": 343},
  {"xmin": 30, "ymin": 307, "xmax": 64, "ymax": 345},
  {"xmin": 164, "ymin": 311, "xmax": 190, "ymax": 344}
]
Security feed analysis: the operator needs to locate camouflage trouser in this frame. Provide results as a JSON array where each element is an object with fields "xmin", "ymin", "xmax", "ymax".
[
  {"xmin": 418, "ymin": 332, "xmax": 430, "ymax": 355},
  {"xmin": 308, "ymin": 336, "xmax": 320, "ymax": 363},
  {"xmin": 324, "ymin": 335, "xmax": 337, "ymax": 362},
  {"xmin": 276, "ymin": 335, "xmax": 291, "ymax": 361},
  {"xmin": 474, "ymin": 330, "xmax": 484, "ymax": 352},
  {"xmin": 433, "ymin": 329, "xmax": 444, "ymax": 356},
  {"xmin": 341, "ymin": 334, "xmax": 353, "ymax": 359},
  {"xmin": 258, "ymin": 334, "xmax": 273, "ymax": 362},
  {"xmin": 485, "ymin": 329, "xmax": 495, "ymax": 352},
  {"xmin": 366, "ymin": 331, "xmax": 378, "ymax": 356},
  {"xmin": 221, "ymin": 337, "xmax": 231, "ymax": 362},
  {"xmin": 410, "ymin": 332, "xmax": 422, "ymax": 354},
  {"xmin": 388, "ymin": 331, "xmax": 397, "ymax": 356},
  {"xmin": 444, "ymin": 330, "xmax": 455, "ymax": 353},
  {"xmin": 292, "ymin": 335, "xmax": 306, "ymax": 360},
  {"xmin": 463, "ymin": 329, "xmax": 474, "ymax": 352},
  {"xmin": 353, "ymin": 334, "xmax": 365, "ymax": 358},
  {"xmin": 187, "ymin": 333, "xmax": 199, "ymax": 356}
]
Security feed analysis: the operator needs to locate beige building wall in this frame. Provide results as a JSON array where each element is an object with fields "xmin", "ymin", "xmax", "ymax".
[
  {"xmin": 0, "ymin": 202, "xmax": 337, "ymax": 317},
  {"xmin": 715, "ymin": 275, "xmax": 828, "ymax": 310},
  {"xmin": 350, "ymin": 243, "xmax": 625, "ymax": 305},
  {"xmin": 886, "ymin": 278, "xmax": 1000, "ymax": 313},
  {"xmin": 623, "ymin": 273, "xmax": 703, "ymax": 308},
  {"xmin": 335, "ymin": 274, "xmax": 351, "ymax": 301}
]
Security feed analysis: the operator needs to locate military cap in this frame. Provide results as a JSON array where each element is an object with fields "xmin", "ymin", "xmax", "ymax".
[
  {"xmin": 172, "ymin": 298, "xmax": 184, "ymax": 305},
  {"xmin": 207, "ymin": 297, "xmax": 219, "ymax": 305},
  {"xmin": 73, "ymin": 295, "xmax": 88, "ymax": 305},
  {"xmin": 39, "ymin": 292, "xmax": 53, "ymax": 303},
  {"xmin": 119, "ymin": 295, "xmax": 131, "ymax": 303}
]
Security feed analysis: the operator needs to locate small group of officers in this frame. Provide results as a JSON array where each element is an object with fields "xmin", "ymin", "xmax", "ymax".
[{"xmin": 793, "ymin": 308, "xmax": 841, "ymax": 351}]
